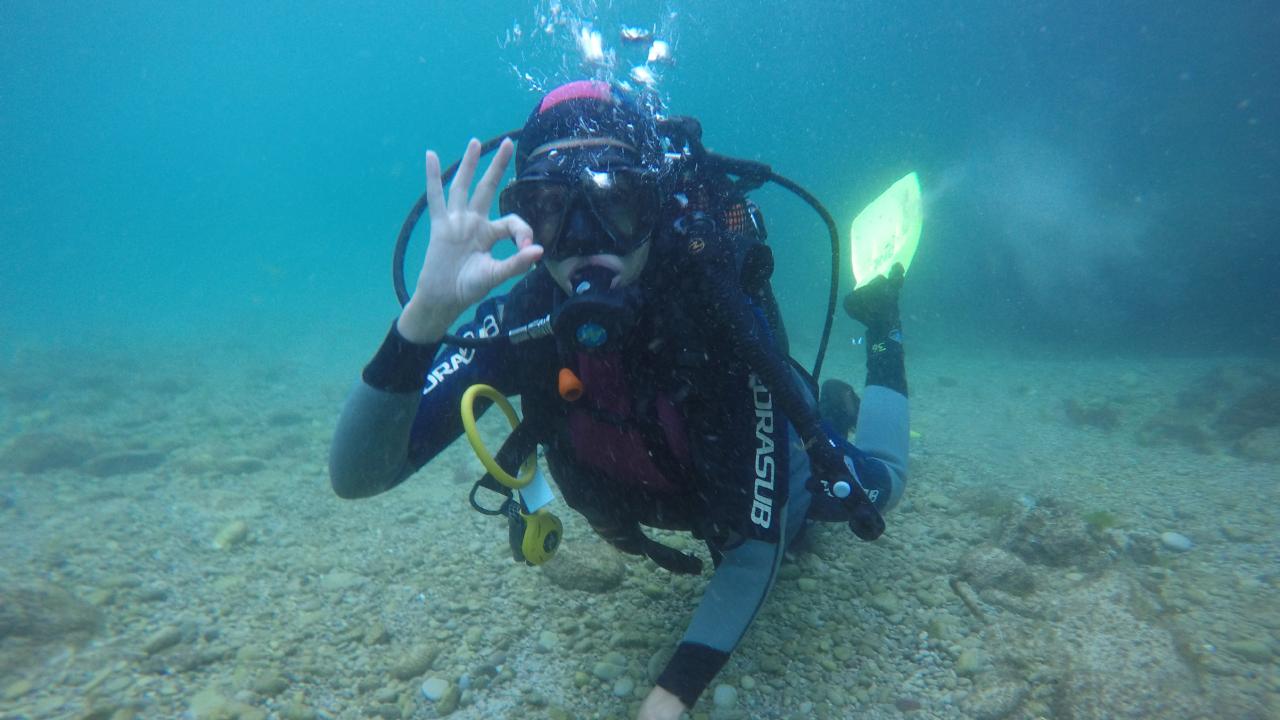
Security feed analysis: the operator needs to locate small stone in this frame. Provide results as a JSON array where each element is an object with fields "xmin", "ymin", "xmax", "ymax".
[
  {"xmin": 2, "ymin": 679, "xmax": 32, "ymax": 700},
  {"xmin": 797, "ymin": 577, "xmax": 819, "ymax": 592},
  {"xmin": 1160, "ymin": 532, "xmax": 1193, "ymax": 552},
  {"xmin": 573, "ymin": 671, "xmax": 590, "ymax": 688},
  {"xmin": 213, "ymin": 520, "xmax": 250, "ymax": 549},
  {"xmin": 1225, "ymin": 639, "xmax": 1273, "ymax": 664},
  {"xmin": 895, "ymin": 696, "xmax": 922, "ymax": 712},
  {"xmin": 435, "ymin": 685, "xmax": 461, "ymax": 715},
  {"xmin": 251, "ymin": 671, "xmax": 289, "ymax": 697},
  {"xmin": 592, "ymin": 661, "xmax": 624, "ymax": 682},
  {"xmin": 868, "ymin": 592, "xmax": 901, "ymax": 615},
  {"xmin": 712, "ymin": 684, "xmax": 738, "ymax": 707},
  {"xmin": 420, "ymin": 677, "xmax": 449, "ymax": 701},
  {"xmin": 390, "ymin": 645, "xmax": 439, "ymax": 680},
  {"xmin": 143, "ymin": 626, "xmax": 184, "ymax": 655},
  {"xmin": 279, "ymin": 701, "xmax": 316, "ymax": 720},
  {"xmin": 739, "ymin": 675, "xmax": 756, "ymax": 690},
  {"xmin": 537, "ymin": 630, "xmax": 559, "ymax": 652},
  {"xmin": 612, "ymin": 677, "xmax": 635, "ymax": 697},
  {"xmin": 955, "ymin": 648, "xmax": 986, "ymax": 676},
  {"xmin": 363, "ymin": 622, "xmax": 390, "ymax": 646}
]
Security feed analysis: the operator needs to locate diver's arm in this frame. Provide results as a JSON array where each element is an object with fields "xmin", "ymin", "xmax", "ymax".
[
  {"xmin": 652, "ymin": 426, "xmax": 811, "ymax": 708},
  {"xmin": 654, "ymin": 537, "xmax": 783, "ymax": 707},
  {"xmin": 329, "ymin": 137, "xmax": 538, "ymax": 499},
  {"xmin": 329, "ymin": 299, "xmax": 510, "ymax": 499}
]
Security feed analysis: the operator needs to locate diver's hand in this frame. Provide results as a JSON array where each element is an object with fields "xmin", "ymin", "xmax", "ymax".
[
  {"xmin": 843, "ymin": 262, "xmax": 904, "ymax": 333},
  {"xmin": 398, "ymin": 137, "xmax": 542, "ymax": 343},
  {"xmin": 637, "ymin": 686, "xmax": 687, "ymax": 720}
]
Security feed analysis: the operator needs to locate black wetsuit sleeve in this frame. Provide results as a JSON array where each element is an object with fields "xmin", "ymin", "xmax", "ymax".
[{"xmin": 328, "ymin": 298, "xmax": 511, "ymax": 499}]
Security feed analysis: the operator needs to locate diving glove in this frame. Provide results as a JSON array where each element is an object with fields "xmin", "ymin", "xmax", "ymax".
[{"xmin": 806, "ymin": 437, "xmax": 885, "ymax": 541}]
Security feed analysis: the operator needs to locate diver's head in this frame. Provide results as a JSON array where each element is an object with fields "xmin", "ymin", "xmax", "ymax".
[{"xmin": 501, "ymin": 80, "xmax": 664, "ymax": 295}]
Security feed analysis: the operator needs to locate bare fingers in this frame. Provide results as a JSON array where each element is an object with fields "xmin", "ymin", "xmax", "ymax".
[
  {"xmin": 469, "ymin": 137, "xmax": 514, "ymax": 214},
  {"xmin": 483, "ymin": 213, "xmax": 535, "ymax": 252},
  {"xmin": 424, "ymin": 150, "xmax": 445, "ymax": 220},
  {"xmin": 447, "ymin": 138, "xmax": 482, "ymax": 210}
]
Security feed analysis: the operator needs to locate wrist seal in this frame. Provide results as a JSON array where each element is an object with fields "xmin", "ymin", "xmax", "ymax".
[{"xmin": 362, "ymin": 320, "xmax": 441, "ymax": 393}]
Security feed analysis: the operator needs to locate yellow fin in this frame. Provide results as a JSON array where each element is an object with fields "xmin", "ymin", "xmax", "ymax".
[{"xmin": 849, "ymin": 172, "xmax": 923, "ymax": 289}]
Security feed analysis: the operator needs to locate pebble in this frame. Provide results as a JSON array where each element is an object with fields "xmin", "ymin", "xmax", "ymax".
[
  {"xmin": 143, "ymin": 626, "xmax": 184, "ymax": 655},
  {"xmin": 955, "ymin": 648, "xmax": 986, "ymax": 676},
  {"xmin": 1225, "ymin": 639, "xmax": 1273, "ymax": 664},
  {"xmin": 391, "ymin": 645, "xmax": 439, "ymax": 680},
  {"xmin": 592, "ymin": 660, "xmax": 624, "ymax": 682},
  {"xmin": 1160, "ymin": 532, "xmax": 1193, "ymax": 552},
  {"xmin": 712, "ymin": 683, "xmax": 738, "ymax": 707},
  {"xmin": 612, "ymin": 677, "xmax": 635, "ymax": 697},
  {"xmin": 213, "ymin": 520, "xmax": 250, "ymax": 549},
  {"xmin": 251, "ymin": 671, "xmax": 289, "ymax": 697},
  {"xmin": 537, "ymin": 630, "xmax": 559, "ymax": 652},
  {"xmin": 420, "ymin": 677, "xmax": 450, "ymax": 701},
  {"xmin": 868, "ymin": 591, "xmax": 901, "ymax": 615},
  {"xmin": 2, "ymin": 679, "xmax": 32, "ymax": 700},
  {"xmin": 739, "ymin": 675, "xmax": 756, "ymax": 690}
]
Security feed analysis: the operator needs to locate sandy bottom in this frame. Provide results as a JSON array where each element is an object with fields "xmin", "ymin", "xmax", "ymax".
[{"xmin": 1, "ymin": 337, "xmax": 1277, "ymax": 720}]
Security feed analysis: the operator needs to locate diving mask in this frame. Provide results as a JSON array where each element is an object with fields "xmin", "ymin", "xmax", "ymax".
[{"xmin": 499, "ymin": 152, "xmax": 661, "ymax": 260}]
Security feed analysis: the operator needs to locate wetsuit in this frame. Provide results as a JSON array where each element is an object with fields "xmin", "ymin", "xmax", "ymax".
[{"xmin": 329, "ymin": 266, "xmax": 909, "ymax": 707}]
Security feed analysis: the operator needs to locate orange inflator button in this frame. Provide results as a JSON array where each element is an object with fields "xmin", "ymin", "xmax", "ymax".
[{"xmin": 558, "ymin": 368, "xmax": 584, "ymax": 401}]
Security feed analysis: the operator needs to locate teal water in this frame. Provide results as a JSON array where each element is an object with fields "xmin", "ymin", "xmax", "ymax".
[{"xmin": 3, "ymin": 1, "xmax": 1276, "ymax": 355}]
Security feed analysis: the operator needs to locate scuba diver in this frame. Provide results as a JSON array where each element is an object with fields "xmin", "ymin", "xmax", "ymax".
[{"xmin": 329, "ymin": 80, "xmax": 909, "ymax": 719}]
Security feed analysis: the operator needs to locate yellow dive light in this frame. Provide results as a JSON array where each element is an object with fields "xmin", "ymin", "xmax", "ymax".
[{"xmin": 460, "ymin": 384, "xmax": 536, "ymax": 489}]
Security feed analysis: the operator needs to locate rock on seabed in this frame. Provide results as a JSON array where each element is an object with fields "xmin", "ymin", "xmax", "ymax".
[{"xmin": 1159, "ymin": 532, "xmax": 1193, "ymax": 552}]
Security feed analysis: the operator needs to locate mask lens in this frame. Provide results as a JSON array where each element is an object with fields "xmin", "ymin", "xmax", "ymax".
[
  {"xmin": 500, "ymin": 179, "xmax": 573, "ymax": 252},
  {"xmin": 584, "ymin": 169, "xmax": 659, "ymax": 249}
]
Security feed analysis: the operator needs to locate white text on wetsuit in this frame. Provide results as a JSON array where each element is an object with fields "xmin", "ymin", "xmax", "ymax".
[
  {"xmin": 750, "ymin": 374, "xmax": 775, "ymax": 528},
  {"xmin": 422, "ymin": 314, "xmax": 500, "ymax": 395}
]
